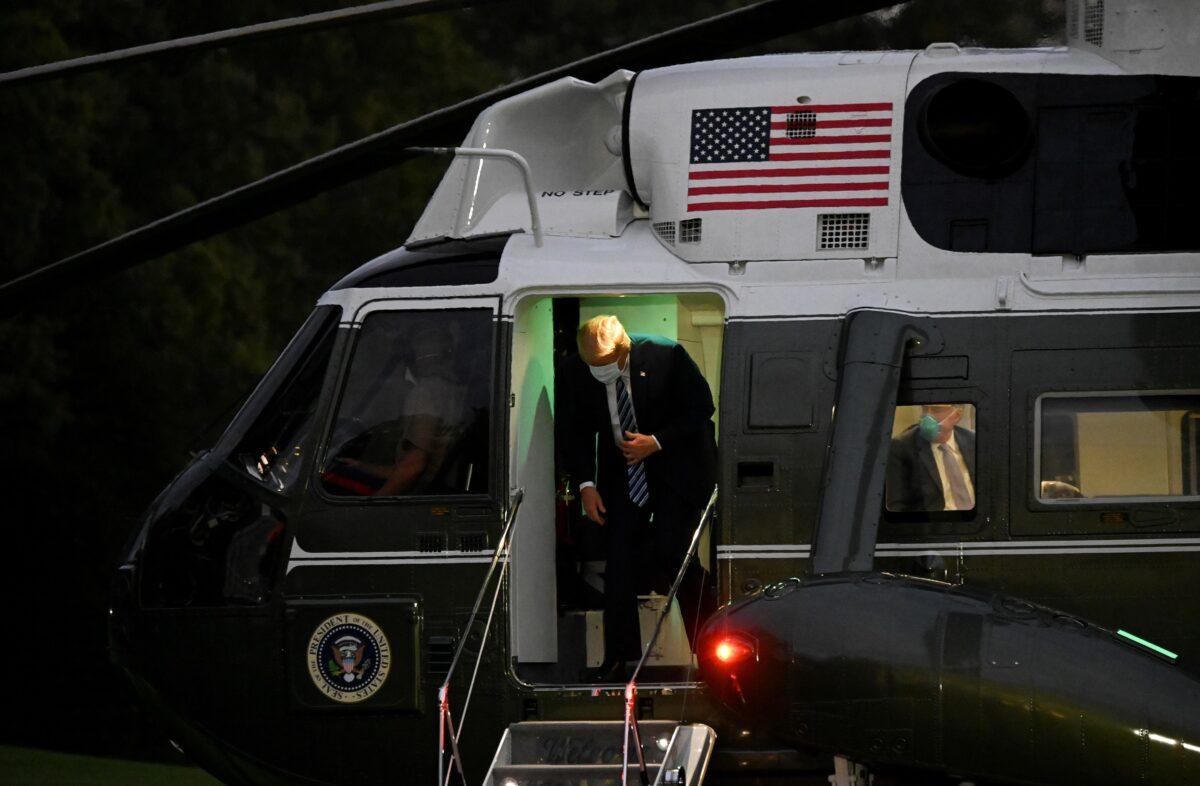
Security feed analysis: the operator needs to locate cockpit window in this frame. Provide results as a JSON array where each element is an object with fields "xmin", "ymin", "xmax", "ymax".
[
  {"xmin": 886, "ymin": 403, "xmax": 977, "ymax": 513},
  {"xmin": 320, "ymin": 309, "xmax": 494, "ymax": 498},
  {"xmin": 234, "ymin": 311, "xmax": 338, "ymax": 493},
  {"xmin": 1037, "ymin": 392, "xmax": 1200, "ymax": 502}
]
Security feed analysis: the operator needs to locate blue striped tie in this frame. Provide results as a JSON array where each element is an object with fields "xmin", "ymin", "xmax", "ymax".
[{"xmin": 615, "ymin": 377, "xmax": 649, "ymax": 507}]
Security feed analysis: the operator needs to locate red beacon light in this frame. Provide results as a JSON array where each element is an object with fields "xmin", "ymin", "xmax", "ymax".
[
  {"xmin": 705, "ymin": 633, "xmax": 758, "ymax": 706},
  {"xmin": 713, "ymin": 635, "xmax": 755, "ymax": 666}
]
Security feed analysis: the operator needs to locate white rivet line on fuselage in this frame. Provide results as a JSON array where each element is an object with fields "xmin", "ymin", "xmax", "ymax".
[
  {"xmin": 286, "ymin": 551, "xmax": 502, "ymax": 573},
  {"xmin": 716, "ymin": 539, "xmax": 1200, "ymax": 559}
]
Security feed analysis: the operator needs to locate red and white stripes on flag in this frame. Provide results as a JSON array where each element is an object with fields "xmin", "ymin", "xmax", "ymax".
[{"xmin": 686, "ymin": 102, "xmax": 893, "ymax": 212}]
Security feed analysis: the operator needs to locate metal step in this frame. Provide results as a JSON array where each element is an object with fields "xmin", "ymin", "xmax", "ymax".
[
  {"xmin": 483, "ymin": 720, "xmax": 716, "ymax": 786},
  {"xmin": 655, "ymin": 724, "xmax": 716, "ymax": 785},
  {"xmin": 507, "ymin": 721, "xmax": 679, "ymax": 767},
  {"xmin": 488, "ymin": 763, "xmax": 659, "ymax": 785}
]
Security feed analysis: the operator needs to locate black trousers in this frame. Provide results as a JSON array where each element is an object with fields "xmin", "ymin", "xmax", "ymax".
[{"xmin": 601, "ymin": 484, "xmax": 715, "ymax": 664}]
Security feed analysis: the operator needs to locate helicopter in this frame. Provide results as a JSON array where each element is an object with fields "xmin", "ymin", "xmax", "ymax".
[{"xmin": 5, "ymin": 0, "xmax": 1200, "ymax": 784}]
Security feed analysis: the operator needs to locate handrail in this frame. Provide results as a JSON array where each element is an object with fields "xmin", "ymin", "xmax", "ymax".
[
  {"xmin": 622, "ymin": 485, "xmax": 719, "ymax": 786},
  {"xmin": 407, "ymin": 146, "xmax": 544, "ymax": 247},
  {"xmin": 437, "ymin": 487, "xmax": 525, "ymax": 786}
]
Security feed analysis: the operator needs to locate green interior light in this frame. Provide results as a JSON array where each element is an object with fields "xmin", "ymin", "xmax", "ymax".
[{"xmin": 1118, "ymin": 629, "xmax": 1178, "ymax": 660}]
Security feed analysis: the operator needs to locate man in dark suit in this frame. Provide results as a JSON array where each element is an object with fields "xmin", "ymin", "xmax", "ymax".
[
  {"xmin": 565, "ymin": 315, "xmax": 717, "ymax": 680},
  {"xmin": 886, "ymin": 404, "xmax": 976, "ymax": 512}
]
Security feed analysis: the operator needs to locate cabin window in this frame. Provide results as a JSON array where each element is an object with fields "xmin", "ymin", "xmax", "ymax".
[
  {"xmin": 904, "ymin": 73, "xmax": 1200, "ymax": 255},
  {"xmin": 320, "ymin": 309, "xmax": 493, "ymax": 497},
  {"xmin": 885, "ymin": 403, "xmax": 977, "ymax": 513},
  {"xmin": 1035, "ymin": 392, "xmax": 1200, "ymax": 502}
]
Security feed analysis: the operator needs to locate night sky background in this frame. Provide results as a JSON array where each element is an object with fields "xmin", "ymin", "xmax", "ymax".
[{"xmin": 0, "ymin": 0, "xmax": 1060, "ymax": 767}]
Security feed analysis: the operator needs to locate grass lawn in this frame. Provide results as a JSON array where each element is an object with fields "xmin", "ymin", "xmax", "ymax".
[{"xmin": 0, "ymin": 745, "xmax": 221, "ymax": 785}]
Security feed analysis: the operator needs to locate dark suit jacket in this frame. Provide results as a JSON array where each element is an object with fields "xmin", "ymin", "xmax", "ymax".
[
  {"xmin": 885, "ymin": 425, "xmax": 976, "ymax": 512},
  {"xmin": 565, "ymin": 334, "xmax": 717, "ymax": 510}
]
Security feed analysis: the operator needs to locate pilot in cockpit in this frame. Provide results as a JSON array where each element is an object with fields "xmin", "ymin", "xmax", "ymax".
[{"xmin": 338, "ymin": 326, "xmax": 469, "ymax": 495}]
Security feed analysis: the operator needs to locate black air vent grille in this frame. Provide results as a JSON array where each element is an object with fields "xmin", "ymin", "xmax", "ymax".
[
  {"xmin": 818, "ymin": 213, "xmax": 870, "ymax": 249},
  {"xmin": 417, "ymin": 533, "xmax": 446, "ymax": 553},
  {"xmin": 652, "ymin": 221, "xmax": 676, "ymax": 245},
  {"xmin": 679, "ymin": 218, "xmax": 702, "ymax": 243},
  {"xmin": 427, "ymin": 635, "xmax": 456, "ymax": 677},
  {"xmin": 459, "ymin": 532, "xmax": 489, "ymax": 552},
  {"xmin": 786, "ymin": 111, "xmax": 817, "ymax": 139},
  {"xmin": 1084, "ymin": 0, "xmax": 1104, "ymax": 46}
]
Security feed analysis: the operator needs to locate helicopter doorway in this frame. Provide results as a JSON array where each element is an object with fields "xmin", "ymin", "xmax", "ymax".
[{"xmin": 508, "ymin": 292, "xmax": 725, "ymax": 685}]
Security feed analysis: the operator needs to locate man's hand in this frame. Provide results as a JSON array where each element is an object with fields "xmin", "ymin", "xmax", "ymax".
[
  {"xmin": 581, "ymin": 486, "xmax": 606, "ymax": 525},
  {"xmin": 620, "ymin": 431, "xmax": 661, "ymax": 465}
]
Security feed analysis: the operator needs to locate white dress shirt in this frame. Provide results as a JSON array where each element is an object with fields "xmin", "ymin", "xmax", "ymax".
[
  {"xmin": 579, "ymin": 360, "xmax": 661, "ymax": 491},
  {"xmin": 932, "ymin": 431, "xmax": 975, "ymax": 511}
]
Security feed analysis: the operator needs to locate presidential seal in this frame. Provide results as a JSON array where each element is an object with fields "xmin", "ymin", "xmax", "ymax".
[{"xmin": 306, "ymin": 613, "xmax": 391, "ymax": 703}]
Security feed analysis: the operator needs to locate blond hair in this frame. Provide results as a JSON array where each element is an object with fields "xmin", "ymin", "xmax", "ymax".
[{"xmin": 577, "ymin": 315, "xmax": 630, "ymax": 361}]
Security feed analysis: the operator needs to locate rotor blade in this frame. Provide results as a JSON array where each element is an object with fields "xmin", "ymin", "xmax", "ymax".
[
  {"xmin": 0, "ymin": 0, "xmax": 499, "ymax": 87},
  {"xmin": 0, "ymin": 0, "xmax": 907, "ymax": 310}
]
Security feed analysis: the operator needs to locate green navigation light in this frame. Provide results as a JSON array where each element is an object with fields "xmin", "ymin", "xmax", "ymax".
[{"xmin": 1118, "ymin": 629, "xmax": 1179, "ymax": 660}]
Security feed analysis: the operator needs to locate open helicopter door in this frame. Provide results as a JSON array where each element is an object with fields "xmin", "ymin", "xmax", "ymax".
[
  {"xmin": 508, "ymin": 291, "xmax": 726, "ymax": 683},
  {"xmin": 283, "ymin": 294, "xmax": 506, "ymax": 712}
]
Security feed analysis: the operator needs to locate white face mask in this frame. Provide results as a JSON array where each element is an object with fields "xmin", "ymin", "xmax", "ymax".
[{"xmin": 589, "ymin": 361, "xmax": 622, "ymax": 384}]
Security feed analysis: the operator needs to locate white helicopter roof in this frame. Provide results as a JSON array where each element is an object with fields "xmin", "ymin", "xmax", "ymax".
[
  {"xmin": 373, "ymin": 4, "xmax": 1200, "ymax": 319},
  {"xmin": 404, "ymin": 45, "xmax": 1138, "ymax": 261}
]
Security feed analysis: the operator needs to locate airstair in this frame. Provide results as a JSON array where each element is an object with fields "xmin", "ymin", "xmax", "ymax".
[
  {"xmin": 438, "ymin": 488, "xmax": 719, "ymax": 786},
  {"xmin": 482, "ymin": 720, "xmax": 716, "ymax": 786}
]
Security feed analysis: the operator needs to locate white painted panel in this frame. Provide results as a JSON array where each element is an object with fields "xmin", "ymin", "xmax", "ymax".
[{"xmin": 508, "ymin": 297, "xmax": 558, "ymax": 662}]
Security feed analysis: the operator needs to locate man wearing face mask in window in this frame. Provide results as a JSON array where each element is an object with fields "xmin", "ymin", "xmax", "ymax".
[
  {"xmin": 886, "ymin": 403, "xmax": 976, "ymax": 513},
  {"xmin": 565, "ymin": 315, "xmax": 717, "ymax": 681}
]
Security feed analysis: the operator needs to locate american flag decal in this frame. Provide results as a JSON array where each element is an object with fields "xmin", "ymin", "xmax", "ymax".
[{"xmin": 687, "ymin": 102, "xmax": 893, "ymax": 212}]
